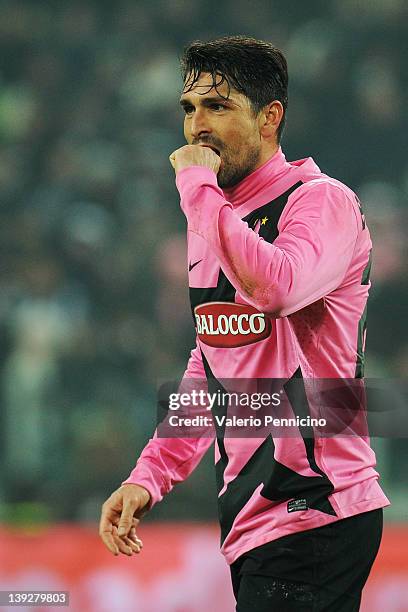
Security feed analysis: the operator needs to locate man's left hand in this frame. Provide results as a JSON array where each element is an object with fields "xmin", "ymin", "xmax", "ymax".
[{"xmin": 169, "ymin": 144, "xmax": 221, "ymax": 174}]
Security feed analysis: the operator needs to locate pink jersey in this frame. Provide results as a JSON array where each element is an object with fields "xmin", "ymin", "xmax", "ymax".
[{"xmin": 124, "ymin": 148, "xmax": 390, "ymax": 565}]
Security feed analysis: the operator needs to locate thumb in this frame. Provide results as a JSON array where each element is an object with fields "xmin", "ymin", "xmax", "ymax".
[{"xmin": 118, "ymin": 500, "xmax": 135, "ymax": 536}]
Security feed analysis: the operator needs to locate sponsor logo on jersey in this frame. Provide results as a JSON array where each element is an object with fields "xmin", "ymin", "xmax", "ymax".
[{"xmin": 194, "ymin": 302, "xmax": 272, "ymax": 348}]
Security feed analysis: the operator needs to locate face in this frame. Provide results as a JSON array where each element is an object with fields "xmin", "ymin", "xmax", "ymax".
[{"xmin": 180, "ymin": 72, "xmax": 262, "ymax": 189}]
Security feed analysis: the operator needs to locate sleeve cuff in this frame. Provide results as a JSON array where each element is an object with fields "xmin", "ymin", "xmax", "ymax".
[
  {"xmin": 122, "ymin": 463, "xmax": 166, "ymax": 508},
  {"xmin": 175, "ymin": 166, "xmax": 232, "ymax": 237},
  {"xmin": 175, "ymin": 165, "xmax": 219, "ymax": 195}
]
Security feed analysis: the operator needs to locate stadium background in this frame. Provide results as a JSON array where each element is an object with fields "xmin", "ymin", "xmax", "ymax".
[{"xmin": 0, "ymin": 0, "xmax": 407, "ymax": 610}]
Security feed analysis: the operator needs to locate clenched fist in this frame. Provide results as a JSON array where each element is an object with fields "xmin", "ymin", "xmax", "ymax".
[{"xmin": 169, "ymin": 144, "xmax": 221, "ymax": 174}]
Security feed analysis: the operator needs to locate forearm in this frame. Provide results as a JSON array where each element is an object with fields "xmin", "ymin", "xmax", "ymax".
[
  {"xmin": 122, "ymin": 434, "xmax": 213, "ymax": 505},
  {"xmin": 177, "ymin": 168, "xmax": 359, "ymax": 316},
  {"xmin": 122, "ymin": 339, "xmax": 212, "ymax": 506}
]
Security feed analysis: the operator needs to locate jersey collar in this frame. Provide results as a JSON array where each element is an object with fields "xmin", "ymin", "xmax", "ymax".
[{"xmin": 222, "ymin": 147, "xmax": 291, "ymax": 208}]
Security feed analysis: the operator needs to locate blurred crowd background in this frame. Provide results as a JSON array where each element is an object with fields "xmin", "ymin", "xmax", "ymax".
[{"xmin": 0, "ymin": 0, "xmax": 407, "ymax": 525}]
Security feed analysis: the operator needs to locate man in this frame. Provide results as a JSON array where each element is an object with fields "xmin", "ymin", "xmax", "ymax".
[{"xmin": 99, "ymin": 36, "xmax": 389, "ymax": 611}]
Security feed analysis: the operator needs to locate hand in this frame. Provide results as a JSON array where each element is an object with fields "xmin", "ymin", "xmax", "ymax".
[
  {"xmin": 169, "ymin": 144, "xmax": 221, "ymax": 174},
  {"xmin": 99, "ymin": 484, "xmax": 151, "ymax": 556}
]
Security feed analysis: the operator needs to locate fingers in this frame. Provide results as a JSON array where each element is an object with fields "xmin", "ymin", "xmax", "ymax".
[
  {"xmin": 99, "ymin": 522, "xmax": 143, "ymax": 557},
  {"xmin": 100, "ymin": 529, "xmax": 119, "ymax": 555},
  {"xmin": 112, "ymin": 525, "xmax": 142, "ymax": 556},
  {"xmin": 128, "ymin": 524, "xmax": 143, "ymax": 549},
  {"xmin": 99, "ymin": 495, "xmax": 135, "ymax": 555},
  {"xmin": 99, "ymin": 502, "xmax": 121, "ymax": 555},
  {"xmin": 99, "ymin": 486, "xmax": 150, "ymax": 557},
  {"xmin": 169, "ymin": 144, "xmax": 221, "ymax": 174},
  {"xmin": 118, "ymin": 499, "xmax": 137, "ymax": 537},
  {"xmin": 124, "ymin": 531, "xmax": 143, "ymax": 554}
]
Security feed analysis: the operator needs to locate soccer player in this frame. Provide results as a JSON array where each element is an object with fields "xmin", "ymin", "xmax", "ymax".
[{"xmin": 99, "ymin": 36, "xmax": 389, "ymax": 611}]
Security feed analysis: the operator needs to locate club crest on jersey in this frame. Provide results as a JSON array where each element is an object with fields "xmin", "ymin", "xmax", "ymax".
[{"xmin": 194, "ymin": 302, "xmax": 272, "ymax": 348}]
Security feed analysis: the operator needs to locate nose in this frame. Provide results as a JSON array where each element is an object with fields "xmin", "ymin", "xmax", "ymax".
[{"xmin": 190, "ymin": 107, "xmax": 211, "ymax": 140}]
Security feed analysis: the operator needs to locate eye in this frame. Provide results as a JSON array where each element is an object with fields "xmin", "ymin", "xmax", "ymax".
[
  {"xmin": 210, "ymin": 103, "xmax": 226, "ymax": 111},
  {"xmin": 182, "ymin": 105, "xmax": 194, "ymax": 115}
]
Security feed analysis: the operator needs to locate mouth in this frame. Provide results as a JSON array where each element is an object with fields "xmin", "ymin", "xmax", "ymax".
[{"xmin": 199, "ymin": 143, "xmax": 221, "ymax": 156}]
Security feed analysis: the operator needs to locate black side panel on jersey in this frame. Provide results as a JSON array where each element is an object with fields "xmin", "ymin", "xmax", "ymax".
[
  {"xmin": 201, "ymin": 351, "xmax": 230, "ymax": 495},
  {"xmin": 202, "ymin": 354, "xmax": 336, "ymax": 546},
  {"xmin": 355, "ymin": 250, "xmax": 372, "ymax": 379},
  {"xmin": 283, "ymin": 367, "xmax": 335, "ymax": 513},
  {"xmin": 215, "ymin": 367, "xmax": 336, "ymax": 547}
]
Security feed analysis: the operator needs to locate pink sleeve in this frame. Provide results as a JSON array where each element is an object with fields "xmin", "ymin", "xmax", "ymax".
[
  {"xmin": 176, "ymin": 167, "xmax": 360, "ymax": 317},
  {"xmin": 122, "ymin": 339, "xmax": 213, "ymax": 506}
]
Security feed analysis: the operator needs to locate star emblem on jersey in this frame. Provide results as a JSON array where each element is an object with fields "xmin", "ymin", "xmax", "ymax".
[
  {"xmin": 261, "ymin": 216, "xmax": 269, "ymax": 225},
  {"xmin": 188, "ymin": 259, "xmax": 202, "ymax": 272}
]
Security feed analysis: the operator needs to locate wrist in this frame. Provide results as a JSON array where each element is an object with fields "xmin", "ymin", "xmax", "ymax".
[{"xmin": 121, "ymin": 483, "xmax": 151, "ymax": 508}]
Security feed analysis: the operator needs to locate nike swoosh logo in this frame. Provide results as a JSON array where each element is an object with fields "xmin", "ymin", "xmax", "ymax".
[{"xmin": 189, "ymin": 259, "xmax": 202, "ymax": 272}]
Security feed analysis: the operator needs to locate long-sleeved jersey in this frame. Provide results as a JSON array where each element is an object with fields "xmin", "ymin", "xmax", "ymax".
[{"xmin": 123, "ymin": 148, "xmax": 390, "ymax": 565}]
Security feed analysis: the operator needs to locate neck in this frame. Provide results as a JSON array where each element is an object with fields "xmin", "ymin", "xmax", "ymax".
[
  {"xmin": 254, "ymin": 142, "xmax": 280, "ymax": 171},
  {"xmin": 223, "ymin": 145, "xmax": 289, "ymax": 207}
]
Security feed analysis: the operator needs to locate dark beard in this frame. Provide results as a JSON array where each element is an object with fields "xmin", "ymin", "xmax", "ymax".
[{"xmin": 217, "ymin": 147, "xmax": 261, "ymax": 189}]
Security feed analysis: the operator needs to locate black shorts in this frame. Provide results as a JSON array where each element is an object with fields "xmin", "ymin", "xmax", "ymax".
[{"xmin": 230, "ymin": 508, "xmax": 383, "ymax": 612}]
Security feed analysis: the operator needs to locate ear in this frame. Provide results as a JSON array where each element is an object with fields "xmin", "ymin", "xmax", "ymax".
[{"xmin": 259, "ymin": 101, "xmax": 284, "ymax": 140}]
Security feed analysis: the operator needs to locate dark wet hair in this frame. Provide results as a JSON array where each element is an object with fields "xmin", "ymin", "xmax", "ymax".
[{"xmin": 180, "ymin": 35, "xmax": 288, "ymax": 142}]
